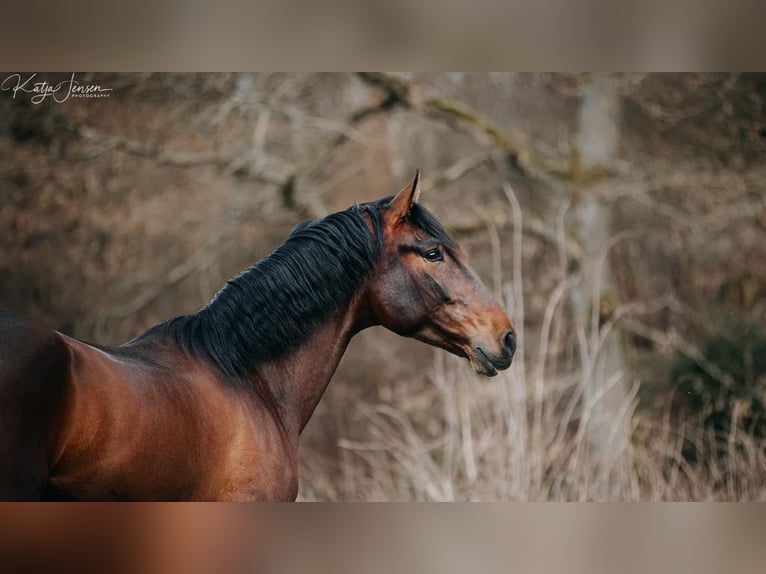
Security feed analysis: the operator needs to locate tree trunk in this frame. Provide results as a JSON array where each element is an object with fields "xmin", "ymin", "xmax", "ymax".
[{"xmin": 569, "ymin": 75, "xmax": 631, "ymax": 494}]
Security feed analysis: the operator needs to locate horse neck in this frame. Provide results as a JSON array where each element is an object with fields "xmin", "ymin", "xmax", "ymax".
[{"xmin": 250, "ymin": 288, "xmax": 373, "ymax": 436}]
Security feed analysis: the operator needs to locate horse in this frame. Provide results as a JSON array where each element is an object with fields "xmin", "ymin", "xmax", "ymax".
[{"xmin": 0, "ymin": 173, "xmax": 516, "ymax": 500}]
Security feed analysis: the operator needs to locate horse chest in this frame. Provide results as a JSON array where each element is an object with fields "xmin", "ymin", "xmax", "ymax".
[{"xmin": 208, "ymin": 410, "xmax": 299, "ymax": 501}]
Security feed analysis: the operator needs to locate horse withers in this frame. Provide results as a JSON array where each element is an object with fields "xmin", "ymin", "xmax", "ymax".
[{"xmin": 0, "ymin": 173, "xmax": 516, "ymax": 500}]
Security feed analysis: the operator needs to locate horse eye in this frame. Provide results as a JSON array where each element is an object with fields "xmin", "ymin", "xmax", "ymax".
[{"xmin": 424, "ymin": 248, "xmax": 443, "ymax": 262}]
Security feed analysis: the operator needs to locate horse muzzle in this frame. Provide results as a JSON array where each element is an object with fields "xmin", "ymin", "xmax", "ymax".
[{"xmin": 470, "ymin": 333, "xmax": 516, "ymax": 377}]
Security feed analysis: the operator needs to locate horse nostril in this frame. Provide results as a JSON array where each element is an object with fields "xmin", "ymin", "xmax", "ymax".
[{"xmin": 503, "ymin": 331, "xmax": 517, "ymax": 356}]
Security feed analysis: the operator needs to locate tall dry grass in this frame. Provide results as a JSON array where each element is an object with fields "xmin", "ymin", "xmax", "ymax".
[{"xmin": 298, "ymin": 184, "xmax": 766, "ymax": 501}]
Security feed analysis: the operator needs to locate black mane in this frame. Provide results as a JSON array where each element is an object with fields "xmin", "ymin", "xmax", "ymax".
[{"xmin": 163, "ymin": 196, "xmax": 455, "ymax": 378}]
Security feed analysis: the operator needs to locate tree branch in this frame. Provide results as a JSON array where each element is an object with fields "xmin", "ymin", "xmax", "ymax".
[
  {"xmin": 75, "ymin": 126, "xmax": 295, "ymax": 187},
  {"xmin": 353, "ymin": 72, "xmax": 570, "ymax": 181}
]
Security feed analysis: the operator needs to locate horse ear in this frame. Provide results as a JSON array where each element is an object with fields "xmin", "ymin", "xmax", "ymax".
[{"xmin": 388, "ymin": 170, "xmax": 421, "ymax": 220}]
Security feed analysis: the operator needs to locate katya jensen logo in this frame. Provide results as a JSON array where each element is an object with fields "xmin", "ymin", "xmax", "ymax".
[{"xmin": 1, "ymin": 73, "xmax": 113, "ymax": 104}]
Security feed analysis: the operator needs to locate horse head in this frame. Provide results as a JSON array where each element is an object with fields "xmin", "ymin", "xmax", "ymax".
[{"xmin": 369, "ymin": 172, "xmax": 517, "ymax": 376}]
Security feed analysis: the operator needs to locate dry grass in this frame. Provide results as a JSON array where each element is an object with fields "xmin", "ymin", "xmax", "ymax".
[{"xmin": 298, "ymin": 352, "xmax": 766, "ymax": 501}]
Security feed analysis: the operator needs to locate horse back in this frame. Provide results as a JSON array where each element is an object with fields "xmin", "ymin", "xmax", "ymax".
[{"xmin": 0, "ymin": 313, "xmax": 72, "ymax": 499}]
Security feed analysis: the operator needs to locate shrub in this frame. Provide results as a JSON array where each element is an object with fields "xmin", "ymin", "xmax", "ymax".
[{"xmin": 671, "ymin": 320, "xmax": 766, "ymax": 439}]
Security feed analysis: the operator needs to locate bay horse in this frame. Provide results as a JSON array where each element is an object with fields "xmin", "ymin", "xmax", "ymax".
[{"xmin": 0, "ymin": 173, "xmax": 516, "ymax": 501}]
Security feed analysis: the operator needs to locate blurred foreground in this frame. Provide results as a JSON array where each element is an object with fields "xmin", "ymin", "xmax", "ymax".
[{"xmin": 1, "ymin": 504, "xmax": 764, "ymax": 573}]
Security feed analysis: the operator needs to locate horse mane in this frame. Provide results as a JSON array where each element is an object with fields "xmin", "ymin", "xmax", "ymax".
[{"xmin": 165, "ymin": 196, "xmax": 455, "ymax": 379}]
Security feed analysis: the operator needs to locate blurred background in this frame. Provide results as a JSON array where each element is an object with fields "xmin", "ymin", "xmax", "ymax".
[{"xmin": 1, "ymin": 72, "xmax": 765, "ymax": 500}]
